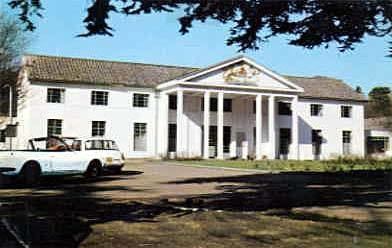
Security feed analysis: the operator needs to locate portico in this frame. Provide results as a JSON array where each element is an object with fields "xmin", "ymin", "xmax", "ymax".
[{"xmin": 156, "ymin": 56, "xmax": 303, "ymax": 160}]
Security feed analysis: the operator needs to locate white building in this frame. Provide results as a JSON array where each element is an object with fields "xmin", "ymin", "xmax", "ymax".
[
  {"xmin": 365, "ymin": 117, "xmax": 392, "ymax": 157},
  {"xmin": 0, "ymin": 54, "xmax": 367, "ymax": 160}
]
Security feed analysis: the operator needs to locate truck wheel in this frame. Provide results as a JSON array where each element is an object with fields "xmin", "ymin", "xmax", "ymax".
[
  {"xmin": 84, "ymin": 161, "xmax": 102, "ymax": 178},
  {"xmin": 19, "ymin": 162, "xmax": 41, "ymax": 186}
]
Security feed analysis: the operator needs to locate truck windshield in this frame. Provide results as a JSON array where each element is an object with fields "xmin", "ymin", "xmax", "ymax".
[
  {"xmin": 32, "ymin": 137, "xmax": 68, "ymax": 151},
  {"xmin": 85, "ymin": 140, "xmax": 119, "ymax": 150}
]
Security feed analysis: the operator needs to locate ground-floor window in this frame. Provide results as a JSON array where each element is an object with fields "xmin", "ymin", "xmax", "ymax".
[
  {"xmin": 367, "ymin": 136, "xmax": 389, "ymax": 154},
  {"xmin": 134, "ymin": 123, "xmax": 147, "ymax": 151},
  {"xmin": 279, "ymin": 128, "xmax": 291, "ymax": 155},
  {"xmin": 342, "ymin": 130, "xmax": 352, "ymax": 155},
  {"xmin": 92, "ymin": 121, "xmax": 106, "ymax": 137},
  {"xmin": 312, "ymin": 129, "xmax": 322, "ymax": 156},
  {"xmin": 168, "ymin": 123, "xmax": 176, "ymax": 152},
  {"xmin": 223, "ymin": 126, "xmax": 231, "ymax": 153},
  {"xmin": 47, "ymin": 119, "xmax": 62, "ymax": 136}
]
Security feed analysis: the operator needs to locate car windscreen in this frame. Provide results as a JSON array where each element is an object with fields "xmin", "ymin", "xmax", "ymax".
[
  {"xmin": 32, "ymin": 137, "xmax": 68, "ymax": 151},
  {"xmin": 85, "ymin": 140, "xmax": 119, "ymax": 150}
]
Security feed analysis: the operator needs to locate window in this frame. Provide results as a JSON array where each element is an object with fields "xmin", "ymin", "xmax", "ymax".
[
  {"xmin": 210, "ymin": 98, "xmax": 218, "ymax": 112},
  {"xmin": 85, "ymin": 140, "xmax": 119, "ymax": 150},
  {"xmin": 341, "ymin": 105, "xmax": 352, "ymax": 118},
  {"xmin": 367, "ymin": 137, "xmax": 389, "ymax": 154},
  {"xmin": 133, "ymin": 93, "xmax": 149, "ymax": 107},
  {"xmin": 134, "ymin": 123, "xmax": 147, "ymax": 151},
  {"xmin": 91, "ymin": 91, "xmax": 108, "ymax": 105},
  {"xmin": 342, "ymin": 131, "xmax": 352, "ymax": 155},
  {"xmin": 47, "ymin": 88, "xmax": 65, "ymax": 103},
  {"xmin": 0, "ymin": 129, "xmax": 5, "ymax": 142},
  {"xmin": 279, "ymin": 128, "xmax": 291, "ymax": 155},
  {"xmin": 310, "ymin": 104, "xmax": 323, "ymax": 116},
  {"xmin": 92, "ymin": 121, "xmax": 106, "ymax": 136},
  {"xmin": 223, "ymin": 99, "xmax": 232, "ymax": 112},
  {"xmin": 223, "ymin": 126, "xmax": 231, "ymax": 153},
  {"xmin": 169, "ymin": 95, "xmax": 177, "ymax": 110},
  {"xmin": 278, "ymin": 102, "xmax": 292, "ymax": 115},
  {"xmin": 312, "ymin": 130, "xmax": 322, "ymax": 156},
  {"xmin": 168, "ymin": 124, "xmax": 177, "ymax": 152},
  {"xmin": 201, "ymin": 98, "xmax": 231, "ymax": 112},
  {"xmin": 47, "ymin": 119, "xmax": 62, "ymax": 136}
]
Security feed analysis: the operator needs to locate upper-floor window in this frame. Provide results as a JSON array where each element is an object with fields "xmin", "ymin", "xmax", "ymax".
[
  {"xmin": 201, "ymin": 97, "xmax": 231, "ymax": 112},
  {"xmin": 133, "ymin": 93, "xmax": 149, "ymax": 107},
  {"xmin": 91, "ymin": 91, "xmax": 108, "ymax": 105},
  {"xmin": 47, "ymin": 119, "xmax": 62, "ymax": 136},
  {"xmin": 169, "ymin": 95, "xmax": 177, "ymax": 110},
  {"xmin": 310, "ymin": 104, "xmax": 323, "ymax": 116},
  {"xmin": 47, "ymin": 88, "xmax": 65, "ymax": 103},
  {"xmin": 341, "ymin": 105, "xmax": 352, "ymax": 118},
  {"xmin": 278, "ymin": 102, "xmax": 292, "ymax": 116},
  {"xmin": 0, "ymin": 129, "xmax": 5, "ymax": 143},
  {"xmin": 92, "ymin": 121, "xmax": 106, "ymax": 137}
]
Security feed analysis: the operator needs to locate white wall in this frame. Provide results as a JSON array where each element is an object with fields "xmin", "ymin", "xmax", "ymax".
[
  {"xmin": 16, "ymin": 82, "xmax": 157, "ymax": 158},
  {"xmin": 11, "ymin": 81, "xmax": 365, "ymax": 160}
]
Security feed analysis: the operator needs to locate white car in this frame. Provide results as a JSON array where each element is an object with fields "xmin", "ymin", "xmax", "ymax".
[
  {"xmin": 63, "ymin": 137, "xmax": 124, "ymax": 173},
  {"xmin": 0, "ymin": 136, "xmax": 124, "ymax": 184}
]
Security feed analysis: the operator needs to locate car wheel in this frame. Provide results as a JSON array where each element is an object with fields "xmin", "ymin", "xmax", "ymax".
[
  {"xmin": 19, "ymin": 162, "xmax": 41, "ymax": 186},
  {"xmin": 84, "ymin": 161, "xmax": 102, "ymax": 178}
]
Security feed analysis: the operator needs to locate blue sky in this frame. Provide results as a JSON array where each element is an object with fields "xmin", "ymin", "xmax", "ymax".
[{"xmin": 2, "ymin": 0, "xmax": 391, "ymax": 93}]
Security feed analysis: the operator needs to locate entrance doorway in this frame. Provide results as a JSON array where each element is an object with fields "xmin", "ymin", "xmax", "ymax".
[{"xmin": 279, "ymin": 128, "xmax": 291, "ymax": 159}]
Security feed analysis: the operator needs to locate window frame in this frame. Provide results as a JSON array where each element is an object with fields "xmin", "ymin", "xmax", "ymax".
[
  {"xmin": 310, "ymin": 104, "xmax": 323, "ymax": 117},
  {"xmin": 47, "ymin": 88, "xmax": 65, "ymax": 104},
  {"xmin": 91, "ymin": 121, "xmax": 106, "ymax": 137},
  {"xmin": 91, "ymin": 91, "xmax": 109, "ymax": 106},
  {"xmin": 169, "ymin": 95, "xmax": 177, "ymax": 110},
  {"xmin": 342, "ymin": 130, "xmax": 352, "ymax": 155},
  {"xmin": 133, "ymin": 122, "xmax": 147, "ymax": 152},
  {"xmin": 133, "ymin": 93, "xmax": 149, "ymax": 108},
  {"xmin": 278, "ymin": 102, "xmax": 292, "ymax": 116},
  {"xmin": 47, "ymin": 119, "xmax": 63, "ymax": 136},
  {"xmin": 341, "ymin": 105, "xmax": 352, "ymax": 118}
]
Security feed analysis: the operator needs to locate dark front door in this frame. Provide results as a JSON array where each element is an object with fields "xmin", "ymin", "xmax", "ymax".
[{"xmin": 279, "ymin": 128, "xmax": 291, "ymax": 158}]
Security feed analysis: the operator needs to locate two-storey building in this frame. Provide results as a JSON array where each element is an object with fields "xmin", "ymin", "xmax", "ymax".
[{"xmin": 0, "ymin": 54, "xmax": 366, "ymax": 159}]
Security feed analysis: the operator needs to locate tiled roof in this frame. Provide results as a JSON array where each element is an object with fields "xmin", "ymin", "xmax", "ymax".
[
  {"xmin": 25, "ymin": 54, "xmax": 197, "ymax": 88},
  {"xmin": 365, "ymin": 117, "xmax": 391, "ymax": 131},
  {"xmin": 286, "ymin": 75, "xmax": 366, "ymax": 102},
  {"xmin": 25, "ymin": 54, "xmax": 366, "ymax": 101}
]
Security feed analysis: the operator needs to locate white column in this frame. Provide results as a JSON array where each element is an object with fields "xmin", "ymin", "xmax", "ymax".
[
  {"xmin": 255, "ymin": 94, "xmax": 262, "ymax": 160},
  {"xmin": 203, "ymin": 91, "xmax": 210, "ymax": 159},
  {"xmin": 268, "ymin": 95, "xmax": 276, "ymax": 159},
  {"xmin": 176, "ymin": 90, "xmax": 183, "ymax": 157},
  {"xmin": 290, "ymin": 96, "xmax": 299, "ymax": 159},
  {"xmin": 217, "ymin": 92, "xmax": 224, "ymax": 159},
  {"xmin": 156, "ymin": 93, "xmax": 169, "ymax": 157}
]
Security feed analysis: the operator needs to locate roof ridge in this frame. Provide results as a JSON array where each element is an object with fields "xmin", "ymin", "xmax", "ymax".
[{"xmin": 25, "ymin": 53, "xmax": 199, "ymax": 70}]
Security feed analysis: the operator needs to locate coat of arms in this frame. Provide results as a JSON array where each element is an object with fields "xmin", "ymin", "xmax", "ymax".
[{"xmin": 223, "ymin": 64, "xmax": 260, "ymax": 85}]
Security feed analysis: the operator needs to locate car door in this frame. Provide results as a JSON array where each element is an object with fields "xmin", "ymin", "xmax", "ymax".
[{"xmin": 46, "ymin": 138, "xmax": 85, "ymax": 174}]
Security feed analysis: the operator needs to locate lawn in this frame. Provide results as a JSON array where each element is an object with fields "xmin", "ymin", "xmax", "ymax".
[
  {"xmin": 82, "ymin": 206, "xmax": 392, "ymax": 248},
  {"xmin": 177, "ymin": 157, "xmax": 392, "ymax": 172}
]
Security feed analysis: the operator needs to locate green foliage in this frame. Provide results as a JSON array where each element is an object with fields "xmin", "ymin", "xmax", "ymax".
[
  {"xmin": 366, "ymin": 86, "xmax": 392, "ymax": 118},
  {"xmin": 181, "ymin": 157, "xmax": 392, "ymax": 172}
]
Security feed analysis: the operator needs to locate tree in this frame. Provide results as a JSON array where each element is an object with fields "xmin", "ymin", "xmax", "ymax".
[
  {"xmin": 7, "ymin": 0, "xmax": 392, "ymax": 56},
  {"xmin": 0, "ymin": 11, "xmax": 28, "ymax": 116},
  {"xmin": 366, "ymin": 86, "xmax": 392, "ymax": 131},
  {"xmin": 355, "ymin": 86, "xmax": 362, "ymax": 94}
]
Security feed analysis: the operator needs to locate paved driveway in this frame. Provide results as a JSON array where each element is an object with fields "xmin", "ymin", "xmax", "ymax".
[{"xmin": 0, "ymin": 160, "xmax": 255, "ymax": 200}]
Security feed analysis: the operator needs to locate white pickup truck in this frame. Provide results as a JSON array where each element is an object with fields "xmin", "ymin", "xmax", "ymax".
[{"xmin": 0, "ymin": 136, "xmax": 124, "ymax": 184}]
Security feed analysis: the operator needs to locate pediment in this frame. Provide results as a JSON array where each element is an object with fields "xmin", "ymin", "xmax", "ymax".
[{"xmin": 185, "ymin": 59, "xmax": 302, "ymax": 91}]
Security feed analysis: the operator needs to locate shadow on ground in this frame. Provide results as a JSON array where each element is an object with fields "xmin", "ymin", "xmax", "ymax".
[{"xmin": 0, "ymin": 169, "xmax": 391, "ymax": 247}]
